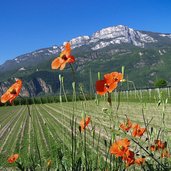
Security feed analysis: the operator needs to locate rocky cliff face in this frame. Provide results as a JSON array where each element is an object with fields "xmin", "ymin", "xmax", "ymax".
[{"xmin": 69, "ymin": 25, "xmax": 157, "ymax": 50}]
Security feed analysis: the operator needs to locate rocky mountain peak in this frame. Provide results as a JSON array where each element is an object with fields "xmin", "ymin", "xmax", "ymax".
[
  {"xmin": 92, "ymin": 25, "xmax": 129, "ymax": 39},
  {"xmin": 63, "ymin": 25, "xmax": 158, "ymax": 50}
]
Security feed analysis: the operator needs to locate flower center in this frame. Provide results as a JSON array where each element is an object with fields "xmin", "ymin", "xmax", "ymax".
[
  {"xmin": 119, "ymin": 145, "xmax": 124, "ymax": 151},
  {"xmin": 61, "ymin": 55, "xmax": 68, "ymax": 61},
  {"xmin": 138, "ymin": 129, "xmax": 141, "ymax": 133},
  {"xmin": 9, "ymin": 88, "xmax": 17, "ymax": 94},
  {"xmin": 104, "ymin": 83, "xmax": 109, "ymax": 89},
  {"xmin": 114, "ymin": 77, "xmax": 118, "ymax": 81}
]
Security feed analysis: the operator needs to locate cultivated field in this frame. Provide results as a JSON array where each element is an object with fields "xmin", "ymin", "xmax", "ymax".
[{"xmin": 1, "ymin": 88, "xmax": 171, "ymax": 170}]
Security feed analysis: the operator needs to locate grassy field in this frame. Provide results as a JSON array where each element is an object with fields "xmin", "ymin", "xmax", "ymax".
[{"xmin": 1, "ymin": 87, "xmax": 171, "ymax": 170}]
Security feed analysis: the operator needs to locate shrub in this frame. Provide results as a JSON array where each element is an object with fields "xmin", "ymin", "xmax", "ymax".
[{"xmin": 154, "ymin": 79, "xmax": 167, "ymax": 88}]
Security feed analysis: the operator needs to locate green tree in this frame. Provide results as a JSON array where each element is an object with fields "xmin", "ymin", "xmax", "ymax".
[{"xmin": 154, "ymin": 79, "xmax": 167, "ymax": 88}]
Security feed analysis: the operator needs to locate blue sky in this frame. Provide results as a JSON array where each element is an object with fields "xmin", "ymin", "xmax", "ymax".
[{"xmin": 0, "ymin": 0, "xmax": 171, "ymax": 64}]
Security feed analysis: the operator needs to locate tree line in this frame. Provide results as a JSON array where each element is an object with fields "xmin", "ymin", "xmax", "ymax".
[{"xmin": 0, "ymin": 94, "xmax": 95, "ymax": 107}]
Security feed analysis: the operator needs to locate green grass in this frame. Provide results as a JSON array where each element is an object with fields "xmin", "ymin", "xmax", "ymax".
[{"xmin": 1, "ymin": 92, "xmax": 171, "ymax": 170}]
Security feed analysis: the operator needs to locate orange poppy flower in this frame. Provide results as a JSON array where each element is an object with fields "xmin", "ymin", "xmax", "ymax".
[
  {"xmin": 120, "ymin": 118, "xmax": 132, "ymax": 132},
  {"xmin": 150, "ymin": 145, "xmax": 156, "ymax": 151},
  {"xmin": 132, "ymin": 124, "xmax": 146, "ymax": 137},
  {"xmin": 51, "ymin": 42, "xmax": 75, "ymax": 70},
  {"xmin": 154, "ymin": 140, "xmax": 166, "ymax": 150},
  {"xmin": 96, "ymin": 72, "xmax": 123, "ymax": 95},
  {"xmin": 7, "ymin": 154, "xmax": 19, "ymax": 163},
  {"xmin": 80, "ymin": 116, "xmax": 91, "ymax": 131},
  {"xmin": 126, "ymin": 159, "xmax": 135, "ymax": 167},
  {"xmin": 135, "ymin": 157, "xmax": 145, "ymax": 165},
  {"xmin": 1, "ymin": 80, "xmax": 22, "ymax": 104},
  {"xmin": 150, "ymin": 140, "xmax": 167, "ymax": 152},
  {"xmin": 122, "ymin": 149, "xmax": 135, "ymax": 167},
  {"xmin": 110, "ymin": 138, "xmax": 130, "ymax": 157}
]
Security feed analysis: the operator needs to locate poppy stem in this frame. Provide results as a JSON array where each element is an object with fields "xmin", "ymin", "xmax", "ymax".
[
  {"xmin": 69, "ymin": 63, "xmax": 76, "ymax": 83},
  {"xmin": 71, "ymin": 114, "xmax": 74, "ymax": 170},
  {"xmin": 116, "ymin": 87, "xmax": 120, "ymax": 112},
  {"xmin": 26, "ymin": 104, "xmax": 31, "ymax": 117},
  {"xmin": 107, "ymin": 92, "xmax": 112, "ymax": 107},
  {"xmin": 19, "ymin": 95, "xmax": 31, "ymax": 117},
  {"xmin": 84, "ymin": 117, "xmax": 88, "ymax": 170}
]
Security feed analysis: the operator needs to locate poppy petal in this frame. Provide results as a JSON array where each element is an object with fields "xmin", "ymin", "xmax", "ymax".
[
  {"xmin": 1, "ymin": 92, "xmax": 13, "ymax": 103},
  {"xmin": 104, "ymin": 73, "xmax": 114, "ymax": 84},
  {"xmin": 111, "ymin": 72, "xmax": 123, "ymax": 82},
  {"xmin": 96, "ymin": 80, "xmax": 107, "ymax": 95},
  {"xmin": 51, "ymin": 57, "xmax": 63, "ymax": 69},
  {"xmin": 63, "ymin": 42, "xmax": 71, "ymax": 57},
  {"xmin": 60, "ymin": 61, "xmax": 67, "ymax": 70},
  {"xmin": 107, "ymin": 82, "xmax": 118, "ymax": 93},
  {"xmin": 65, "ymin": 42, "xmax": 71, "ymax": 51},
  {"xmin": 80, "ymin": 116, "xmax": 91, "ymax": 131},
  {"xmin": 68, "ymin": 56, "xmax": 75, "ymax": 63},
  {"xmin": 135, "ymin": 157, "xmax": 145, "ymax": 165}
]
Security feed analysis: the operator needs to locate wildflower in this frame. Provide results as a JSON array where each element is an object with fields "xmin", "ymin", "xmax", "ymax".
[
  {"xmin": 120, "ymin": 118, "xmax": 132, "ymax": 132},
  {"xmin": 80, "ymin": 116, "xmax": 91, "ymax": 131},
  {"xmin": 150, "ymin": 140, "xmax": 167, "ymax": 152},
  {"xmin": 135, "ymin": 157, "xmax": 145, "ymax": 165},
  {"xmin": 126, "ymin": 159, "xmax": 135, "ymax": 167},
  {"xmin": 96, "ymin": 72, "xmax": 123, "ymax": 95},
  {"xmin": 110, "ymin": 138, "xmax": 130, "ymax": 157},
  {"xmin": 1, "ymin": 80, "xmax": 22, "ymax": 104},
  {"xmin": 51, "ymin": 42, "xmax": 75, "ymax": 70},
  {"xmin": 7, "ymin": 154, "xmax": 19, "ymax": 163},
  {"xmin": 132, "ymin": 124, "xmax": 146, "ymax": 137},
  {"xmin": 123, "ymin": 149, "xmax": 135, "ymax": 167},
  {"xmin": 150, "ymin": 145, "xmax": 156, "ymax": 151},
  {"xmin": 154, "ymin": 140, "xmax": 166, "ymax": 150}
]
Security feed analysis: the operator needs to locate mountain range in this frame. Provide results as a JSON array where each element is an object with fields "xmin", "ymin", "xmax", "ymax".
[{"xmin": 0, "ymin": 25, "xmax": 171, "ymax": 97}]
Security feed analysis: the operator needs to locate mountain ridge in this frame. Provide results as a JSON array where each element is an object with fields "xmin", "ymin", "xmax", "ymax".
[
  {"xmin": 0, "ymin": 25, "xmax": 171, "ymax": 97},
  {"xmin": 1, "ymin": 24, "xmax": 170, "ymax": 68}
]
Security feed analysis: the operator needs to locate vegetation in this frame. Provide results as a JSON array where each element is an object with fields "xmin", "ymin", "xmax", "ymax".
[{"xmin": 154, "ymin": 79, "xmax": 167, "ymax": 88}]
